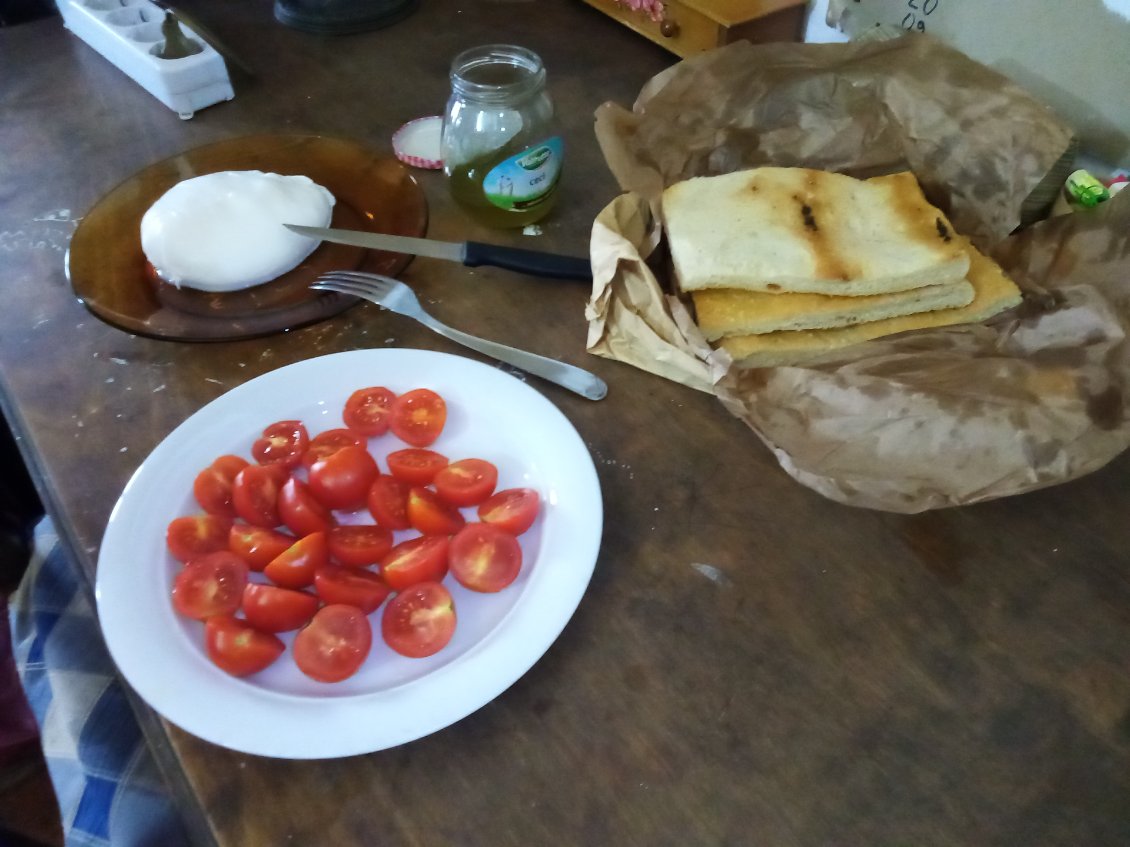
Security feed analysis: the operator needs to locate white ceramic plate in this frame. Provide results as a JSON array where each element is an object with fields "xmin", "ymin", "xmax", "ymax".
[{"xmin": 96, "ymin": 349, "xmax": 602, "ymax": 759}]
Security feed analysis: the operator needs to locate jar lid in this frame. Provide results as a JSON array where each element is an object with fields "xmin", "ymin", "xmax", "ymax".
[
  {"xmin": 392, "ymin": 116, "xmax": 443, "ymax": 170},
  {"xmin": 274, "ymin": 0, "xmax": 419, "ymax": 34}
]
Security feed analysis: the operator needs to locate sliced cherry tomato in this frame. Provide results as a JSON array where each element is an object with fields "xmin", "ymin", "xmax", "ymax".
[
  {"xmin": 294, "ymin": 604, "xmax": 373, "ymax": 683},
  {"xmin": 263, "ymin": 531, "xmax": 329, "ymax": 589},
  {"xmin": 327, "ymin": 524, "xmax": 393, "ymax": 568},
  {"xmin": 389, "ymin": 388, "xmax": 446, "ymax": 447},
  {"xmin": 170, "ymin": 551, "xmax": 248, "ymax": 619},
  {"xmin": 379, "ymin": 535, "xmax": 450, "ymax": 591},
  {"xmin": 343, "ymin": 387, "xmax": 396, "ymax": 437},
  {"xmin": 228, "ymin": 525, "xmax": 296, "ymax": 572},
  {"xmin": 433, "ymin": 458, "xmax": 498, "ymax": 508},
  {"xmin": 192, "ymin": 455, "xmax": 249, "ymax": 517},
  {"xmin": 278, "ymin": 477, "xmax": 335, "ymax": 537},
  {"xmin": 241, "ymin": 583, "xmax": 320, "ymax": 633},
  {"xmin": 449, "ymin": 523, "xmax": 522, "ymax": 593},
  {"xmin": 308, "ymin": 445, "xmax": 379, "ymax": 511},
  {"xmin": 232, "ymin": 464, "xmax": 288, "ymax": 528},
  {"xmin": 406, "ymin": 486, "xmax": 465, "ymax": 536},
  {"xmin": 381, "ymin": 582, "xmax": 456, "ymax": 659},
  {"xmin": 301, "ymin": 428, "xmax": 365, "ymax": 469},
  {"xmin": 386, "ymin": 448, "xmax": 449, "ymax": 486},
  {"xmin": 477, "ymin": 488, "xmax": 540, "ymax": 536},
  {"xmin": 314, "ymin": 565, "xmax": 391, "ymax": 614},
  {"xmin": 367, "ymin": 475, "xmax": 411, "ymax": 531},
  {"xmin": 252, "ymin": 420, "xmax": 309, "ymax": 469},
  {"xmin": 205, "ymin": 616, "xmax": 285, "ymax": 677},
  {"xmin": 166, "ymin": 514, "xmax": 232, "ymax": 563}
]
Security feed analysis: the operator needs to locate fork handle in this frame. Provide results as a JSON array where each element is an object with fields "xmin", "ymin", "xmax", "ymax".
[
  {"xmin": 464, "ymin": 242, "xmax": 592, "ymax": 281},
  {"xmin": 419, "ymin": 316, "xmax": 608, "ymax": 400}
]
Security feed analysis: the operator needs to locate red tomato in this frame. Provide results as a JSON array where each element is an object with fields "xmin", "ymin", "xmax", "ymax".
[
  {"xmin": 386, "ymin": 448, "xmax": 448, "ymax": 486},
  {"xmin": 241, "ymin": 583, "xmax": 320, "ymax": 633},
  {"xmin": 433, "ymin": 458, "xmax": 498, "ymax": 508},
  {"xmin": 252, "ymin": 420, "xmax": 309, "ymax": 469},
  {"xmin": 343, "ymin": 387, "xmax": 396, "ymax": 437},
  {"xmin": 293, "ymin": 605, "xmax": 373, "ymax": 683},
  {"xmin": 232, "ymin": 464, "xmax": 288, "ymax": 528},
  {"xmin": 301, "ymin": 428, "xmax": 365, "ymax": 469},
  {"xmin": 381, "ymin": 582, "xmax": 456, "ymax": 658},
  {"xmin": 366, "ymin": 475, "xmax": 411, "ymax": 531},
  {"xmin": 263, "ymin": 531, "xmax": 329, "ymax": 589},
  {"xmin": 166, "ymin": 514, "xmax": 232, "ymax": 563},
  {"xmin": 389, "ymin": 389, "xmax": 446, "ymax": 447},
  {"xmin": 192, "ymin": 454, "xmax": 249, "ymax": 517},
  {"xmin": 379, "ymin": 535, "xmax": 450, "ymax": 591},
  {"xmin": 278, "ymin": 477, "xmax": 335, "ymax": 537},
  {"xmin": 228, "ymin": 525, "xmax": 295, "ymax": 572},
  {"xmin": 327, "ymin": 524, "xmax": 393, "ymax": 568},
  {"xmin": 314, "ymin": 565, "xmax": 391, "ymax": 614},
  {"xmin": 449, "ymin": 523, "xmax": 523, "ymax": 593},
  {"xmin": 406, "ymin": 486, "xmax": 465, "ymax": 536},
  {"xmin": 205, "ymin": 616, "xmax": 285, "ymax": 677},
  {"xmin": 308, "ymin": 445, "xmax": 379, "ymax": 511},
  {"xmin": 477, "ymin": 488, "xmax": 540, "ymax": 536},
  {"xmin": 170, "ymin": 551, "xmax": 248, "ymax": 619}
]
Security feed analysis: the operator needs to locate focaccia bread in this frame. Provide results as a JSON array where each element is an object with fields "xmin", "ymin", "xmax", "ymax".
[{"xmin": 663, "ymin": 168, "xmax": 971, "ymax": 296}]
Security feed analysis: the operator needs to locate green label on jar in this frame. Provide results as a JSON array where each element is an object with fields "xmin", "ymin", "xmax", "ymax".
[{"xmin": 483, "ymin": 137, "xmax": 563, "ymax": 211}]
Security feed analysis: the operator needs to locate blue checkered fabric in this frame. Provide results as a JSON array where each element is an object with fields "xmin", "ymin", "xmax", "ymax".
[{"xmin": 8, "ymin": 518, "xmax": 189, "ymax": 847}]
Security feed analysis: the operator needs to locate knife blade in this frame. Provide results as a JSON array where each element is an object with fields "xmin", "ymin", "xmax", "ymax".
[{"xmin": 284, "ymin": 224, "xmax": 591, "ymax": 281}]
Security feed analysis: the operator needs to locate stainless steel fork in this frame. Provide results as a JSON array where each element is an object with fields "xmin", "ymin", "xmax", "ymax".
[{"xmin": 311, "ymin": 272, "xmax": 608, "ymax": 401}]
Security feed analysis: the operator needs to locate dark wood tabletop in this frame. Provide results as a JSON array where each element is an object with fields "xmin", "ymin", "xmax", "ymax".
[{"xmin": 3, "ymin": 2, "xmax": 1130, "ymax": 845}]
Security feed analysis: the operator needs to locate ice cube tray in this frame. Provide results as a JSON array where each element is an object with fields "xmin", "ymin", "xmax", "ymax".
[{"xmin": 56, "ymin": 0, "xmax": 234, "ymax": 119}]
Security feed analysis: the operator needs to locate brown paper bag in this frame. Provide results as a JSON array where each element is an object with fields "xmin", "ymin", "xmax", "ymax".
[{"xmin": 586, "ymin": 35, "xmax": 1130, "ymax": 512}]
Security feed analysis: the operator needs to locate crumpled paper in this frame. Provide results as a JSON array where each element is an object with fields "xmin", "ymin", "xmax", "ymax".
[{"xmin": 585, "ymin": 35, "xmax": 1130, "ymax": 512}]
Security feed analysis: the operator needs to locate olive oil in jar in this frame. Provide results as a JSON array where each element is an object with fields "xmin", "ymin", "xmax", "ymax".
[{"xmin": 442, "ymin": 45, "xmax": 563, "ymax": 228}]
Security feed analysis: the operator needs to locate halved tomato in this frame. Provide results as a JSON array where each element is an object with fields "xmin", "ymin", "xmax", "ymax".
[
  {"xmin": 228, "ymin": 525, "xmax": 295, "ymax": 571},
  {"xmin": 166, "ymin": 514, "xmax": 232, "ymax": 563},
  {"xmin": 406, "ymin": 486, "xmax": 465, "ymax": 536},
  {"xmin": 171, "ymin": 551, "xmax": 248, "ymax": 619},
  {"xmin": 389, "ymin": 388, "xmax": 446, "ymax": 447},
  {"xmin": 449, "ymin": 523, "xmax": 522, "ymax": 593},
  {"xmin": 205, "ymin": 616, "xmax": 285, "ymax": 677},
  {"xmin": 343, "ymin": 387, "xmax": 396, "ymax": 437},
  {"xmin": 381, "ymin": 582, "xmax": 456, "ymax": 658},
  {"xmin": 314, "ymin": 565, "xmax": 391, "ymax": 614},
  {"xmin": 367, "ymin": 475, "xmax": 411, "ymax": 531},
  {"xmin": 477, "ymin": 488, "xmax": 540, "ymax": 536},
  {"xmin": 252, "ymin": 420, "xmax": 309, "ymax": 469},
  {"xmin": 232, "ymin": 464, "xmax": 288, "ymax": 528},
  {"xmin": 386, "ymin": 448, "xmax": 448, "ymax": 486},
  {"xmin": 293, "ymin": 605, "xmax": 373, "ymax": 683},
  {"xmin": 278, "ymin": 477, "xmax": 335, "ymax": 537},
  {"xmin": 327, "ymin": 524, "xmax": 393, "ymax": 568},
  {"xmin": 433, "ymin": 458, "xmax": 498, "ymax": 508},
  {"xmin": 192, "ymin": 455, "xmax": 249, "ymax": 517},
  {"xmin": 379, "ymin": 535, "xmax": 450, "ymax": 591},
  {"xmin": 301, "ymin": 428, "xmax": 365, "ymax": 469},
  {"xmin": 241, "ymin": 583, "xmax": 320, "ymax": 633},
  {"xmin": 263, "ymin": 531, "xmax": 329, "ymax": 589},
  {"xmin": 308, "ymin": 445, "xmax": 379, "ymax": 511}
]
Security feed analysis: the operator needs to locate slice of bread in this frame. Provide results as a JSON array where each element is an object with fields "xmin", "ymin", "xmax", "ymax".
[
  {"xmin": 692, "ymin": 279, "xmax": 975, "ymax": 340},
  {"xmin": 719, "ymin": 236, "xmax": 1023, "ymax": 368},
  {"xmin": 664, "ymin": 168, "xmax": 970, "ymax": 296}
]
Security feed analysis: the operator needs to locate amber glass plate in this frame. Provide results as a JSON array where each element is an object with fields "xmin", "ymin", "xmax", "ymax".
[{"xmin": 67, "ymin": 134, "xmax": 428, "ymax": 342}]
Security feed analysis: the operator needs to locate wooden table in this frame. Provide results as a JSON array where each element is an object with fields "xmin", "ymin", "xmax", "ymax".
[{"xmin": 3, "ymin": 3, "xmax": 1130, "ymax": 845}]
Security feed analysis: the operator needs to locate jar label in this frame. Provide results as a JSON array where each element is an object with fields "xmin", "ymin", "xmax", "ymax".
[{"xmin": 483, "ymin": 137, "xmax": 563, "ymax": 211}]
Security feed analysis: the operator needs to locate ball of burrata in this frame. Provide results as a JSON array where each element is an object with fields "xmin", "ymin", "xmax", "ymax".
[{"xmin": 140, "ymin": 170, "xmax": 335, "ymax": 292}]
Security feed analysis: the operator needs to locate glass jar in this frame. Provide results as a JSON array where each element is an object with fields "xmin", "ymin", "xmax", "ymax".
[{"xmin": 441, "ymin": 45, "xmax": 562, "ymax": 228}]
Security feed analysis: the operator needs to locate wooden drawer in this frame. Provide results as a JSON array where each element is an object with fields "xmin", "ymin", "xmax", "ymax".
[{"xmin": 581, "ymin": 0, "xmax": 808, "ymax": 58}]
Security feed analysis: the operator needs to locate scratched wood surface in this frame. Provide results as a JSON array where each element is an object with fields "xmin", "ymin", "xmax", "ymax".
[{"xmin": 2, "ymin": 2, "xmax": 1129, "ymax": 845}]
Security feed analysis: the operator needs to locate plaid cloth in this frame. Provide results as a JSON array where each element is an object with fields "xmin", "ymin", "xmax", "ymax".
[{"xmin": 8, "ymin": 518, "xmax": 189, "ymax": 847}]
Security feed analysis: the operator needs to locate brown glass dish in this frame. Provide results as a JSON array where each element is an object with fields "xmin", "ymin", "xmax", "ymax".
[{"xmin": 67, "ymin": 134, "xmax": 428, "ymax": 342}]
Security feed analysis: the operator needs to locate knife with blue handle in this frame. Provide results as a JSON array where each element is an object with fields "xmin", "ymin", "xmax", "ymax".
[{"xmin": 285, "ymin": 224, "xmax": 592, "ymax": 281}]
